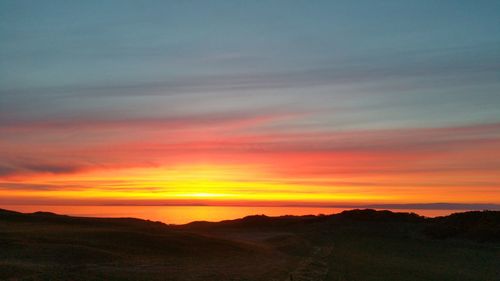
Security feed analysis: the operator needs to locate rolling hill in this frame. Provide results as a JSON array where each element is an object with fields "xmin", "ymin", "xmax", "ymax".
[{"xmin": 0, "ymin": 208, "xmax": 498, "ymax": 281}]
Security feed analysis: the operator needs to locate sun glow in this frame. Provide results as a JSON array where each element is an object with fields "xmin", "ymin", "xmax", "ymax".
[
  {"xmin": 175, "ymin": 192, "xmax": 234, "ymax": 198},
  {"xmin": 0, "ymin": 163, "xmax": 398, "ymax": 205},
  {"xmin": 3, "ymin": 156, "xmax": 497, "ymax": 206}
]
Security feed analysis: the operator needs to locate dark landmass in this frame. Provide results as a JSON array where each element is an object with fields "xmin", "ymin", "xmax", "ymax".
[
  {"xmin": 361, "ymin": 203, "xmax": 500, "ymax": 210},
  {"xmin": 0, "ymin": 208, "xmax": 499, "ymax": 281}
]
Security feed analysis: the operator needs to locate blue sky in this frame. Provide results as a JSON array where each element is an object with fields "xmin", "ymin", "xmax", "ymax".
[{"xmin": 2, "ymin": 1, "xmax": 500, "ymax": 129}]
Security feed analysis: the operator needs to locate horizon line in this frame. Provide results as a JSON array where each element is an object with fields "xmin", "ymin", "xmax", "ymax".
[{"xmin": 1, "ymin": 202, "xmax": 499, "ymax": 210}]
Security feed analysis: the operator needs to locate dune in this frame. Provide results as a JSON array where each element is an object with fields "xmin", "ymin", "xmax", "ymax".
[{"xmin": 1, "ymin": 208, "xmax": 498, "ymax": 281}]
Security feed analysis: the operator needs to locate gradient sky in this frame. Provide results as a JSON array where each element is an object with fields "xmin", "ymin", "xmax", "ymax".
[{"xmin": 1, "ymin": 0, "xmax": 499, "ymax": 206}]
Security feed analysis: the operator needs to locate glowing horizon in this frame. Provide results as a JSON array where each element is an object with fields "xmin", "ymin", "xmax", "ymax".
[{"xmin": 1, "ymin": 158, "xmax": 498, "ymax": 205}]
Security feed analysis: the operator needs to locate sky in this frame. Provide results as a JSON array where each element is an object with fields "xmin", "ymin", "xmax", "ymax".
[{"xmin": 1, "ymin": 0, "xmax": 499, "ymax": 206}]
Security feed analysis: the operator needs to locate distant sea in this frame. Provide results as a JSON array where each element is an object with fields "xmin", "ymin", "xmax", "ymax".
[{"xmin": 0, "ymin": 205, "xmax": 486, "ymax": 224}]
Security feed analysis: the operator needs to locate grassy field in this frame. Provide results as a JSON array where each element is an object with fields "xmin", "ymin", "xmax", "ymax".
[
  {"xmin": 0, "ymin": 208, "xmax": 498, "ymax": 281},
  {"xmin": 324, "ymin": 223, "xmax": 499, "ymax": 281},
  {"xmin": 0, "ymin": 209, "xmax": 291, "ymax": 280}
]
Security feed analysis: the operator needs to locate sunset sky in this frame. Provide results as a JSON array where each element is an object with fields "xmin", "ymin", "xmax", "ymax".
[{"xmin": 1, "ymin": 1, "xmax": 499, "ymax": 207}]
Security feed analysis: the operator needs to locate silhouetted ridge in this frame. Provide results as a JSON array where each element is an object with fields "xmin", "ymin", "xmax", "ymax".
[
  {"xmin": 1, "ymin": 207, "xmax": 499, "ymax": 280},
  {"xmin": 425, "ymin": 210, "xmax": 500, "ymax": 242},
  {"xmin": 336, "ymin": 209, "xmax": 425, "ymax": 222},
  {"xmin": 0, "ymin": 208, "xmax": 167, "ymax": 231},
  {"xmin": 182, "ymin": 214, "xmax": 324, "ymax": 230},
  {"xmin": 2, "ymin": 208, "xmax": 499, "ymax": 243}
]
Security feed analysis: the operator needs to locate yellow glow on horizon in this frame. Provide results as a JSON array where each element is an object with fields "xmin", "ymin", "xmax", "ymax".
[
  {"xmin": 1, "ymin": 163, "xmax": 497, "ymax": 205},
  {"xmin": 0, "ymin": 163, "xmax": 396, "ymax": 203},
  {"xmin": 175, "ymin": 192, "xmax": 234, "ymax": 198}
]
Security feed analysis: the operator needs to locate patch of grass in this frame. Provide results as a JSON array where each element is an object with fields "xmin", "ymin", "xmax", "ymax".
[{"xmin": 324, "ymin": 226, "xmax": 500, "ymax": 281}]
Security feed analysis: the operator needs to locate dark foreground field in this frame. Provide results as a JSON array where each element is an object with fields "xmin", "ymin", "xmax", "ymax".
[{"xmin": 0, "ymin": 208, "xmax": 499, "ymax": 281}]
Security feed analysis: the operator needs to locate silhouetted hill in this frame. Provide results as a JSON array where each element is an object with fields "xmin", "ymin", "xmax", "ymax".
[
  {"xmin": 181, "ymin": 214, "xmax": 323, "ymax": 231},
  {"xmin": 0, "ymin": 207, "xmax": 167, "ymax": 230},
  {"xmin": 0, "ymin": 209, "xmax": 288, "ymax": 281},
  {"xmin": 424, "ymin": 210, "xmax": 500, "ymax": 242},
  {"xmin": 181, "ymin": 209, "xmax": 499, "ymax": 242},
  {"xmin": 335, "ymin": 209, "xmax": 425, "ymax": 222},
  {"xmin": 0, "ymin": 208, "xmax": 498, "ymax": 280}
]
